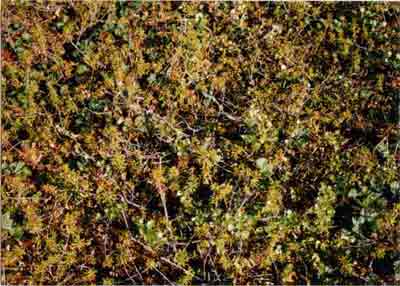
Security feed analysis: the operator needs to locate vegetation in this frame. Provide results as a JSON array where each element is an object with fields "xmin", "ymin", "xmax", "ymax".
[{"xmin": 1, "ymin": 1, "xmax": 399, "ymax": 285}]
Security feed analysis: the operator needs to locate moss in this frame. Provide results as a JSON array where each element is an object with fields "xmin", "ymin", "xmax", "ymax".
[{"xmin": 1, "ymin": 2, "xmax": 399, "ymax": 285}]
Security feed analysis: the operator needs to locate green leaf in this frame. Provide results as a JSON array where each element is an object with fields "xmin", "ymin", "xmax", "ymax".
[
  {"xmin": 21, "ymin": 32, "xmax": 32, "ymax": 42},
  {"xmin": 13, "ymin": 225, "xmax": 24, "ymax": 240},
  {"xmin": 256, "ymin": 158, "xmax": 272, "ymax": 175},
  {"xmin": 1, "ymin": 212, "xmax": 14, "ymax": 232},
  {"xmin": 348, "ymin": 188, "xmax": 359, "ymax": 199},
  {"xmin": 76, "ymin": 64, "xmax": 89, "ymax": 75}
]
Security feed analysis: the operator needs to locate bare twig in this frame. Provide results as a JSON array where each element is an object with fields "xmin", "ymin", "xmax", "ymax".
[
  {"xmin": 154, "ymin": 266, "xmax": 176, "ymax": 286},
  {"xmin": 120, "ymin": 208, "xmax": 198, "ymax": 280}
]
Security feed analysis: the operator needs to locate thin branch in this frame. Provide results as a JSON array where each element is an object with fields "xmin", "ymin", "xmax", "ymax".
[{"xmin": 154, "ymin": 267, "xmax": 176, "ymax": 286}]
